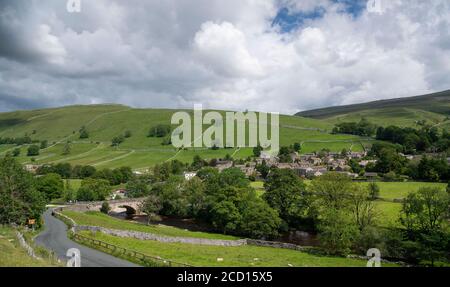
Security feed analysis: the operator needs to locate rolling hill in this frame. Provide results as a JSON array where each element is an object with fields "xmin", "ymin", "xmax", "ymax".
[
  {"xmin": 296, "ymin": 90, "xmax": 450, "ymax": 128},
  {"xmin": 0, "ymin": 105, "xmax": 371, "ymax": 170}
]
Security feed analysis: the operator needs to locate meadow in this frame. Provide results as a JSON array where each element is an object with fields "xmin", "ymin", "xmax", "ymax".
[
  {"xmin": 0, "ymin": 104, "xmax": 371, "ymax": 170},
  {"xmin": 0, "ymin": 226, "xmax": 59, "ymax": 267},
  {"xmin": 77, "ymin": 230, "xmax": 383, "ymax": 267},
  {"xmin": 62, "ymin": 210, "xmax": 238, "ymax": 240}
]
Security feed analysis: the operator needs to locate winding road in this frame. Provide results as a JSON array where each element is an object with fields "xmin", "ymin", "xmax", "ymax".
[{"xmin": 35, "ymin": 209, "xmax": 138, "ymax": 267}]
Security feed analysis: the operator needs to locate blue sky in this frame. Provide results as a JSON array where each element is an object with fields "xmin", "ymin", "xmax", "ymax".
[{"xmin": 272, "ymin": 0, "xmax": 367, "ymax": 32}]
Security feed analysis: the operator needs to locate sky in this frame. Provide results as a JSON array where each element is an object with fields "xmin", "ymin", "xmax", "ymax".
[{"xmin": 0, "ymin": 0, "xmax": 449, "ymax": 114}]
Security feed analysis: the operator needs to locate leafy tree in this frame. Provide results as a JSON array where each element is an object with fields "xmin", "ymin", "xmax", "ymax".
[
  {"xmin": 62, "ymin": 143, "xmax": 71, "ymax": 155},
  {"xmin": 256, "ymin": 160, "xmax": 270, "ymax": 179},
  {"xmin": 374, "ymin": 147, "xmax": 407, "ymax": 174},
  {"xmin": 317, "ymin": 208, "xmax": 359, "ymax": 256},
  {"xmin": 111, "ymin": 135, "xmax": 125, "ymax": 146},
  {"xmin": 155, "ymin": 176, "xmax": 189, "ymax": 217},
  {"xmin": 263, "ymin": 168, "xmax": 310, "ymax": 227},
  {"xmin": 310, "ymin": 172, "xmax": 353, "ymax": 210},
  {"xmin": 293, "ymin": 142, "xmax": 301, "ymax": 152},
  {"xmin": 126, "ymin": 176, "xmax": 152, "ymax": 198},
  {"xmin": 0, "ymin": 156, "xmax": 46, "ymax": 225},
  {"xmin": 196, "ymin": 167, "xmax": 219, "ymax": 181},
  {"xmin": 367, "ymin": 182, "xmax": 380, "ymax": 200},
  {"xmin": 253, "ymin": 145, "xmax": 263, "ymax": 157},
  {"xmin": 124, "ymin": 130, "xmax": 132, "ymax": 138},
  {"xmin": 210, "ymin": 200, "xmax": 241, "ymax": 234},
  {"xmin": 36, "ymin": 173, "xmax": 64, "ymax": 201},
  {"xmin": 400, "ymin": 187, "xmax": 449, "ymax": 235},
  {"xmin": 333, "ymin": 118, "xmax": 377, "ymax": 136},
  {"xmin": 140, "ymin": 195, "xmax": 162, "ymax": 224},
  {"xmin": 79, "ymin": 126, "xmax": 89, "ymax": 139},
  {"xmin": 191, "ymin": 155, "xmax": 207, "ymax": 171},
  {"xmin": 50, "ymin": 163, "xmax": 72, "ymax": 178},
  {"xmin": 40, "ymin": 140, "xmax": 48, "ymax": 149},
  {"xmin": 184, "ymin": 177, "xmax": 207, "ymax": 217},
  {"xmin": 100, "ymin": 201, "xmax": 110, "ymax": 214},
  {"xmin": 76, "ymin": 178, "xmax": 110, "ymax": 201},
  {"xmin": 62, "ymin": 180, "xmax": 77, "ymax": 202},
  {"xmin": 148, "ymin": 124, "xmax": 171, "ymax": 137},
  {"xmin": 348, "ymin": 186, "xmax": 378, "ymax": 231},
  {"xmin": 12, "ymin": 148, "xmax": 20, "ymax": 157},
  {"xmin": 218, "ymin": 168, "xmax": 249, "ymax": 189},
  {"xmin": 79, "ymin": 165, "xmax": 96, "ymax": 178},
  {"xmin": 27, "ymin": 145, "xmax": 40, "ymax": 156},
  {"xmin": 238, "ymin": 195, "xmax": 281, "ymax": 239}
]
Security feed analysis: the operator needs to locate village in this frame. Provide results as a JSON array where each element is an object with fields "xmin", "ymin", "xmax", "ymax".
[{"xmin": 183, "ymin": 150, "xmax": 379, "ymax": 182}]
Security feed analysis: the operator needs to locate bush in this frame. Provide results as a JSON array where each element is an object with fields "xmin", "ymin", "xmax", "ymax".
[
  {"xmin": 27, "ymin": 145, "xmax": 40, "ymax": 156},
  {"xmin": 12, "ymin": 148, "xmax": 20, "ymax": 157},
  {"xmin": 148, "ymin": 124, "xmax": 171, "ymax": 137},
  {"xmin": 76, "ymin": 179, "xmax": 111, "ymax": 201},
  {"xmin": 100, "ymin": 201, "xmax": 111, "ymax": 214}
]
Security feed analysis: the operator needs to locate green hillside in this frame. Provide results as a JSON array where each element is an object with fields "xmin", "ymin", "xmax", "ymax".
[
  {"xmin": 296, "ymin": 90, "xmax": 450, "ymax": 127},
  {"xmin": 0, "ymin": 105, "xmax": 370, "ymax": 170}
]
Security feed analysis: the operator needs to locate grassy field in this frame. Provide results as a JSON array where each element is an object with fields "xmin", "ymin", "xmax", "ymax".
[
  {"xmin": 0, "ymin": 104, "xmax": 372, "ymax": 169},
  {"xmin": 323, "ymin": 108, "xmax": 448, "ymax": 128},
  {"xmin": 62, "ymin": 211, "xmax": 238, "ymax": 240},
  {"xmin": 77, "ymin": 230, "xmax": 384, "ymax": 267},
  {"xmin": 359, "ymin": 181, "xmax": 447, "ymax": 201},
  {"xmin": 296, "ymin": 89, "xmax": 450, "ymax": 127},
  {"xmin": 0, "ymin": 226, "xmax": 59, "ymax": 267},
  {"xmin": 251, "ymin": 180, "xmax": 446, "ymax": 228}
]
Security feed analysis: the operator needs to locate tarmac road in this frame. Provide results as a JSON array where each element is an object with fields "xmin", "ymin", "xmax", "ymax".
[{"xmin": 35, "ymin": 209, "xmax": 138, "ymax": 267}]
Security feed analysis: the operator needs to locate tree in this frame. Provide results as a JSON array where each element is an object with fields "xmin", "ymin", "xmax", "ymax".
[
  {"xmin": 100, "ymin": 201, "xmax": 110, "ymax": 214},
  {"xmin": 348, "ymin": 186, "xmax": 378, "ymax": 231},
  {"xmin": 256, "ymin": 160, "xmax": 270, "ymax": 179},
  {"xmin": 36, "ymin": 173, "xmax": 64, "ymax": 201},
  {"xmin": 79, "ymin": 126, "xmax": 89, "ymax": 139},
  {"xmin": 191, "ymin": 155, "xmax": 207, "ymax": 170},
  {"xmin": 156, "ymin": 176, "xmax": 189, "ymax": 217},
  {"xmin": 210, "ymin": 200, "xmax": 241, "ymax": 234},
  {"xmin": 126, "ymin": 176, "xmax": 151, "ymax": 198},
  {"xmin": 40, "ymin": 140, "xmax": 48, "ymax": 149},
  {"xmin": 124, "ymin": 130, "xmax": 132, "ymax": 138},
  {"xmin": 140, "ymin": 195, "xmax": 162, "ymax": 224},
  {"xmin": 27, "ymin": 145, "xmax": 40, "ymax": 156},
  {"xmin": 263, "ymin": 168, "xmax": 310, "ymax": 227},
  {"xmin": 0, "ymin": 156, "xmax": 46, "ymax": 225},
  {"xmin": 148, "ymin": 124, "xmax": 171, "ymax": 137},
  {"xmin": 310, "ymin": 172, "xmax": 354, "ymax": 210},
  {"xmin": 76, "ymin": 179, "xmax": 110, "ymax": 201},
  {"xmin": 317, "ymin": 208, "xmax": 359, "ymax": 256},
  {"xmin": 62, "ymin": 180, "xmax": 77, "ymax": 203},
  {"xmin": 253, "ymin": 145, "xmax": 263, "ymax": 157},
  {"xmin": 184, "ymin": 177, "xmax": 207, "ymax": 217},
  {"xmin": 374, "ymin": 148, "xmax": 407, "ymax": 174},
  {"xmin": 79, "ymin": 165, "xmax": 96, "ymax": 178},
  {"xmin": 400, "ymin": 187, "xmax": 449, "ymax": 235},
  {"xmin": 367, "ymin": 182, "xmax": 380, "ymax": 200},
  {"xmin": 12, "ymin": 148, "xmax": 20, "ymax": 157},
  {"xmin": 238, "ymin": 196, "xmax": 281, "ymax": 239},
  {"xmin": 111, "ymin": 135, "xmax": 125, "ymax": 146},
  {"xmin": 62, "ymin": 143, "xmax": 71, "ymax": 155},
  {"xmin": 293, "ymin": 142, "xmax": 301, "ymax": 152}
]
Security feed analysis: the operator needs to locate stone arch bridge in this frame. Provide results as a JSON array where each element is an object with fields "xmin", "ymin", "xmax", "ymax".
[{"xmin": 65, "ymin": 197, "xmax": 146, "ymax": 215}]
